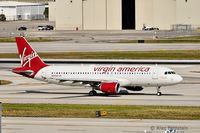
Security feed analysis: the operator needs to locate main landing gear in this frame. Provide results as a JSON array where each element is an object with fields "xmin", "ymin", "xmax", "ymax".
[
  {"xmin": 157, "ymin": 86, "xmax": 162, "ymax": 96},
  {"xmin": 89, "ymin": 90, "xmax": 97, "ymax": 96}
]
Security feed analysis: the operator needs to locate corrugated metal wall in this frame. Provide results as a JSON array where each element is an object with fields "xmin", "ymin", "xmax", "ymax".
[{"xmin": 16, "ymin": 5, "xmax": 45, "ymax": 20}]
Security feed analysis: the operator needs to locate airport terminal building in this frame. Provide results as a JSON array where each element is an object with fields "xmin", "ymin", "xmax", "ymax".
[
  {"xmin": 0, "ymin": 1, "xmax": 45, "ymax": 21},
  {"xmin": 49, "ymin": 0, "xmax": 200, "ymax": 30}
]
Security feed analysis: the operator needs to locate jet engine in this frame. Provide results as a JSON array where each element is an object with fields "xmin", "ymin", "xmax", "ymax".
[
  {"xmin": 100, "ymin": 82, "xmax": 120, "ymax": 94},
  {"xmin": 125, "ymin": 86, "xmax": 144, "ymax": 91}
]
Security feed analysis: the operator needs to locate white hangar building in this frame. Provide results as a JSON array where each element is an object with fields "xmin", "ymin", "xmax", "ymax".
[
  {"xmin": 0, "ymin": 1, "xmax": 45, "ymax": 21},
  {"xmin": 49, "ymin": 0, "xmax": 200, "ymax": 30}
]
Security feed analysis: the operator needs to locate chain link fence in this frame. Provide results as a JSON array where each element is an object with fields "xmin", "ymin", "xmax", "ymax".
[{"xmin": 171, "ymin": 24, "xmax": 200, "ymax": 31}]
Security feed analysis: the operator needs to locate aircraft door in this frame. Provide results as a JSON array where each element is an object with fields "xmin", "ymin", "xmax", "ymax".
[
  {"xmin": 41, "ymin": 71, "xmax": 47, "ymax": 80},
  {"xmin": 152, "ymin": 67, "xmax": 158, "ymax": 80}
]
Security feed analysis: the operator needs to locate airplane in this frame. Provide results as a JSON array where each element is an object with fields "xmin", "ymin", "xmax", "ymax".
[{"xmin": 12, "ymin": 37, "xmax": 183, "ymax": 96}]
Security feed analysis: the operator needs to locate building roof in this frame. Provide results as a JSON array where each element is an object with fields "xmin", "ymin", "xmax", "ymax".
[{"xmin": 0, "ymin": 1, "xmax": 44, "ymax": 7}]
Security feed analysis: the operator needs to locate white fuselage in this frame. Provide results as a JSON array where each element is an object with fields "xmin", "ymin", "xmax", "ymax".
[
  {"xmin": 13, "ymin": 37, "xmax": 183, "ymax": 95},
  {"xmin": 35, "ymin": 64, "xmax": 183, "ymax": 88}
]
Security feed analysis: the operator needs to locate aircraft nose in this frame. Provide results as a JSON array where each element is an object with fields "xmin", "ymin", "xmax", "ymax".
[{"xmin": 176, "ymin": 75, "xmax": 183, "ymax": 83}]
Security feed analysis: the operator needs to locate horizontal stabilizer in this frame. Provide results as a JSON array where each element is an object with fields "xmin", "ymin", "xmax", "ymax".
[{"xmin": 12, "ymin": 67, "xmax": 34, "ymax": 77}]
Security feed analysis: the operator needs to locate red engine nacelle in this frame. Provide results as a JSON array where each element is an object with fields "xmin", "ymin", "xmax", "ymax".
[{"xmin": 100, "ymin": 82, "xmax": 120, "ymax": 94}]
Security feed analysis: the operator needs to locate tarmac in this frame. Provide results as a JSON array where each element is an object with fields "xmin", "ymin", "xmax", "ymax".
[
  {"xmin": 0, "ymin": 21, "xmax": 200, "ymax": 44},
  {"xmin": 1, "ymin": 41, "xmax": 200, "ymax": 53},
  {"xmin": 2, "ymin": 117, "xmax": 200, "ymax": 133},
  {"xmin": 0, "ymin": 63, "xmax": 200, "ymax": 106},
  {"xmin": 0, "ymin": 21, "xmax": 200, "ymax": 133}
]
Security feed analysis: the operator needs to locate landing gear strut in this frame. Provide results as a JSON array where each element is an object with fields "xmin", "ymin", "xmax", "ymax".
[
  {"xmin": 89, "ymin": 90, "xmax": 97, "ymax": 96},
  {"xmin": 156, "ymin": 86, "xmax": 162, "ymax": 96}
]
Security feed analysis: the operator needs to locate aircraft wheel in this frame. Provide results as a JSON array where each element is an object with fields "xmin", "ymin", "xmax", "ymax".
[
  {"xmin": 104, "ymin": 93, "xmax": 109, "ymax": 96},
  {"xmin": 157, "ymin": 92, "xmax": 162, "ymax": 96},
  {"xmin": 89, "ymin": 90, "xmax": 97, "ymax": 96}
]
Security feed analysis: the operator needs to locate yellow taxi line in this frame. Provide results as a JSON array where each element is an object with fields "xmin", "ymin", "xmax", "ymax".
[
  {"xmin": 112, "ymin": 99, "xmax": 132, "ymax": 104},
  {"xmin": 0, "ymin": 98, "xmax": 13, "ymax": 102}
]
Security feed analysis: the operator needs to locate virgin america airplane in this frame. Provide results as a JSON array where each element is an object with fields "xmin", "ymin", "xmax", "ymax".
[{"xmin": 13, "ymin": 37, "xmax": 182, "ymax": 96}]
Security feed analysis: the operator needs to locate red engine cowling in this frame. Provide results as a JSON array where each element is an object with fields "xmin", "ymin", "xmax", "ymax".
[{"xmin": 100, "ymin": 82, "xmax": 120, "ymax": 94}]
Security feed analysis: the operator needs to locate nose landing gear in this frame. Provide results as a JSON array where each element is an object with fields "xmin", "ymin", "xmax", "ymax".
[{"xmin": 157, "ymin": 86, "xmax": 162, "ymax": 96}]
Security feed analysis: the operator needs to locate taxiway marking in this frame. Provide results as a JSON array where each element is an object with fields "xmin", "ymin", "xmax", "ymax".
[
  {"xmin": 0, "ymin": 98, "xmax": 13, "ymax": 102},
  {"xmin": 112, "ymin": 99, "xmax": 132, "ymax": 104}
]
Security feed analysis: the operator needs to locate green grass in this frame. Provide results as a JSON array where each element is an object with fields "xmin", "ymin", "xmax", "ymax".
[
  {"xmin": 119, "ymin": 35, "xmax": 200, "ymax": 43},
  {"xmin": 0, "ymin": 37, "xmax": 59, "ymax": 42},
  {"xmin": 191, "ymin": 71, "xmax": 200, "ymax": 73},
  {"xmin": 175, "ymin": 35, "xmax": 200, "ymax": 40},
  {"xmin": 2, "ymin": 104, "xmax": 200, "ymax": 120},
  {"xmin": 0, "ymin": 80, "xmax": 12, "ymax": 85},
  {"xmin": 0, "ymin": 50, "xmax": 200, "ymax": 60}
]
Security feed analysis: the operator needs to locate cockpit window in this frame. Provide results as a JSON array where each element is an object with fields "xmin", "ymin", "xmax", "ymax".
[{"xmin": 164, "ymin": 71, "xmax": 176, "ymax": 75}]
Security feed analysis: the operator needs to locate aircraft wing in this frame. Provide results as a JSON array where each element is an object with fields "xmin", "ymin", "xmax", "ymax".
[
  {"xmin": 55, "ymin": 78, "xmax": 117, "ymax": 84},
  {"xmin": 53, "ymin": 77, "xmax": 130, "ymax": 87}
]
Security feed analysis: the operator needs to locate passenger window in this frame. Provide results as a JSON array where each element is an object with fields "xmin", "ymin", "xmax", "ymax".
[{"xmin": 165, "ymin": 72, "xmax": 167, "ymax": 75}]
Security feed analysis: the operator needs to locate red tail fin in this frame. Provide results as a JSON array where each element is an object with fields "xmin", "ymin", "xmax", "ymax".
[{"xmin": 13, "ymin": 37, "xmax": 48, "ymax": 78}]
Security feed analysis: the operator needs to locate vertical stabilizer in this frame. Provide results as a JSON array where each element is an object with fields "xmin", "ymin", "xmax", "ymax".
[{"xmin": 13, "ymin": 37, "xmax": 48, "ymax": 78}]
